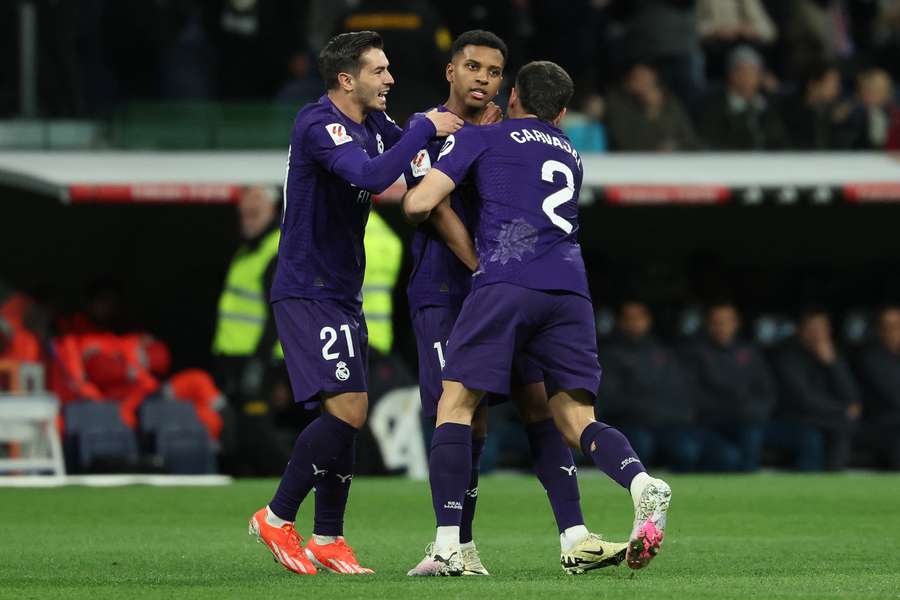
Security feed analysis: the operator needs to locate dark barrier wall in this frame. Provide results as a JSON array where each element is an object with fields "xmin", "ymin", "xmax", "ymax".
[{"xmin": 3, "ymin": 186, "xmax": 899, "ymax": 371}]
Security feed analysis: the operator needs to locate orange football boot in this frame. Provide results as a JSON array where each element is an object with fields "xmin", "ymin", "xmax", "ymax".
[
  {"xmin": 248, "ymin": 507, "xmax": 318, "ymax": 575},
  {"xmin": 305, "ymin": 537, "xmax": 374, "ymax": 574}
]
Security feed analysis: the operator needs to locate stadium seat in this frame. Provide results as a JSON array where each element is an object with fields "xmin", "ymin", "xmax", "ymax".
[
  {"xmin": 139, "ymin": 398, "xmax": 216, "ymax": 474},
  {"xmin": 63, "ymin": 401, "xmax": 139, "ymax": 473}
]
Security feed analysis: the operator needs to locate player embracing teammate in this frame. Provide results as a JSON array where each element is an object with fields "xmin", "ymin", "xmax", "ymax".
[
  {"xmin": 402, "ymin": 35, "xmax": 672, "ymax": 576},
  {"xmin": 248, "ymin": 28, "xmax": 671, "ymax": 578}
]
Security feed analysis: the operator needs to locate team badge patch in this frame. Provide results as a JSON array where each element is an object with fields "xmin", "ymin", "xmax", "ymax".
[
  {"xmin": 335, "ymin": 361, "xmax": 350, "ymax": 381},
  {"xmin": 326, "ymin": 123, "xmax": 353, "ymax": 146},
  {"xmin": 411, "ymin": 149, "xmax": 431, "ymax": 177},
  {"xmin": 437, "ymin": 134, "xmax": 455, "ymax": 159}
]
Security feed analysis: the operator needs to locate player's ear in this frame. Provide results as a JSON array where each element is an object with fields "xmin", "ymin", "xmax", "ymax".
[
  {"xmin": 337, "ymin": 71, "xmax": 354, "ymax": 93},
  {"xmin": 552, "ymin": 107, "xmax": 567, "ymax": 127},
  {"xmin": 508, "ymin": 86, "xmax": 518, "ymax": 111},
  {"xmin": 445, "ymin": 62, "xmax": 454, "ymax": 84}
]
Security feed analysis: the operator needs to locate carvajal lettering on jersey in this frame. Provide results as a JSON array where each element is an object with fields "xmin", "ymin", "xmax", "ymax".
[{"xmin": 508, "ymin": 128, "xmax": 581, "ymax": 168}]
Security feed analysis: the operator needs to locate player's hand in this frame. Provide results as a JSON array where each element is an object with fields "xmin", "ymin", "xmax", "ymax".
[
  {"xmin": 479, "ymin": 102, "xmax": 503, "ymax": 125},
  {"xmin": 426, "ymin": 109, "xmax": 464, "ymax": 137}
]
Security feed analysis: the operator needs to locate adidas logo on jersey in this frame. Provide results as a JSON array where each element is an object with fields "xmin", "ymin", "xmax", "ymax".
[
  {"xmin": 411, "ymin": 149, "xmax": 431, "ymax": 177},
  {"xmin": 335, "ymin": 361, "xmax": 350, "ymax": 381},
  {"xmin": 326, "ymin": 123, "xmax": 353, "ymax": 146}
]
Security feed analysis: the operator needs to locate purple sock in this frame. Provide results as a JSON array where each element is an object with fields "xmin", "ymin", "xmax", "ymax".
[
  {"xmin": 459, "ymin": 436, "xmax": 485, "ymax": 544},
  {"xmin": 269, "ymin": 412, "xmax": 358, "ymax": 522},
  {"xmin": 526, "ymin": 419, "xmax": 585, "ymax": 533},
  {"xmin": 313, "ymin": 438, "xmax": 355, "ymax": 536},
  {"xmin": 429, "ymin": 423, "xmax": 472, "ymax": 527},
  {"xmin": 580, "ymin": 421, "xmax": 646, "ymax": 491}
]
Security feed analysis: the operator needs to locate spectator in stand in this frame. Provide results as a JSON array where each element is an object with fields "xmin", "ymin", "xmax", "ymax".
[
  {"xmin": 783, "ymin": 0, "xmax": 856, "ymax": 81},
  {"xmin": 598, "ymin": 299, "xmax": 740, "ymax": 471},
  {"xmin": 780, "ymin": 61, "xmax": 855, "ymax": 150},
  {"xmin": 275, "ymin": 49, "xmax": 322, "ymax": 107},
  {"xmin": 770, "ymin": 307, "xmax": 862, "ymax": 471},
  {"xmin": 856, "ymin": 304, "xmax": 900, "ymax": 470},
  {"xmin": 613, "ymin": 0, "xmax": 706, "ymax": 106},
  {"xmin": 681, "ymin": 301, "xmax": 777, "ymax": 471},
  {"xmin": 847, "ymin": 68, "xmax": 900, "ymax": 150},
  {"xmin": 605, "ymin": 63, "xmax": 701, "ymax": 151},
  {"xmin": 699, "ymin": 45, "xmax": 788, "ymax": 150},
  {"xmin": 697, "ymin": 0, "xmax": 778, "ymax": 80},
  {"xmin": 560, "ymin": 93, "xmax": 608, "ymax": 152}
]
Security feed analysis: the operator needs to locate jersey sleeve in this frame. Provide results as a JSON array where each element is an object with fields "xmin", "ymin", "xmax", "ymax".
[
  {"xmin": 431, "ymin": 127, "xmax": 487, "ymax": 186},
  {"xmin": 402, "ymin": 112, "xmax": 436, "ymax": 189},
  {"xmin": 298, "ymin": 118, "xmax": 363, "ymax": 171},
  {"xmin": 329, "ymin": 116, "xmax": 437, "ymax": 194}
]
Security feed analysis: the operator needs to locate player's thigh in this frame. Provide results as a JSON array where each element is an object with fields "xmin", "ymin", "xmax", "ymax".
[
  {"xmin": 411, "ymin": 305, "xmax": 459, "ymax": 418},
  {"xmin": 273, "ymin": 298, "xmax": 368, "ymax": 407},
  {"xmin": 442, "ymin": 284, "xmax": 528, "ymax": 396},
  {"xmin": 525, "ymin": 293, "xmax": 602, "ymax": 400}
]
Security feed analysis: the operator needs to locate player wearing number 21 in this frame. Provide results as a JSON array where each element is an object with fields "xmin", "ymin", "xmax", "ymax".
[
  {"xmin": 247, "ymin": 30, "xmax": 462, "ymax": 576},
  {"xmin": 404, "ymin": 60, "xmax": 673, "ymax": 576}
]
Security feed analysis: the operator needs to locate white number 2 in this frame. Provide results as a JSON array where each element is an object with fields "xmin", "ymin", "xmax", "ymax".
[
  {"xmin": 320, "ymin": 324, "xmax": 355, "ymax": 360},
  {"xmin": 433, "ymin": 341, "xmax": 446, "ymax": 370},
  {"xmin": 541, "ymin": 160, "xmax": 574, "ymax": 234}
]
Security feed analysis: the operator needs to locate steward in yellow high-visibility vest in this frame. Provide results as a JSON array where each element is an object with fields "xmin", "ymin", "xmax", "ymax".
[
  {"xmin": 362, "ymin": 210, "xmax": 402, "ymax": 355},
  {"xmin": 212, "ymin": 187, "xmax": 283, "ymax": 414}
]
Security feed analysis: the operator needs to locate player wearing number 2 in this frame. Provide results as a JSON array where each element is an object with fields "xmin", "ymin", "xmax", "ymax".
[
  {"xmin": 404, "ymin": 31, "xmax": 629, "ymax": 577},
  {"xmin": 247, "ymin": 31, "xmax": 462, "ymax": 575},
  {"xmin": 403, "ymin": 61, "xmax": 673, "ymax": 576}
]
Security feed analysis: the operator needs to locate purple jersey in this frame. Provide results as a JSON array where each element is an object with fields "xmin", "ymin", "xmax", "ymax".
[
  {"xmin": 432, "ymin": 118, "xmax": 589, "ymax": 299},
  {"xmin": 272, "ymin": 95, "xmax": 436, "ymax": 309},
  {"xmin": 403, "ymin": 106, "xmax": 479, "ymax": 312}
]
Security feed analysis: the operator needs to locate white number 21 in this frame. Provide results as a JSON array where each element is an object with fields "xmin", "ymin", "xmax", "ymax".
[
  {"xmin": 320, "ymin": 324, "xmax": 355, "ymax": 360},
  {"xmin": 541, "ymin": 160, "xmax": 574, "ymax": 234}
]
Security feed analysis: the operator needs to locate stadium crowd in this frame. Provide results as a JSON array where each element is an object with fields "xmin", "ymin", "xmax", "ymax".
[{"xmin": 7, "ymin": 0, "xmax": 900, "ymax": 153}]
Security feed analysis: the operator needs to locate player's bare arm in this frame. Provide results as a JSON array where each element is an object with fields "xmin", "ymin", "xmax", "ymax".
[
  {"xmin": 428, "ymin": 198, "xmax": 478, "ymax": 271},
  {"xmin": 402, "ymin": 167, "xmax": 457, "ymax": 223}
]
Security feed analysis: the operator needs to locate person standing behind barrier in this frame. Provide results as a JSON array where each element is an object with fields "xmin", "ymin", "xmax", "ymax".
[
  {"xmin": 212, "ymin": 186, "xmax": 283, "ymax": 412},
  {"xmin": 770, "ymin": 307, "xmax": 862, "ymax": 471},
  {"xmin": 681, "ymin": 301, "xmax": 777, "ymax": 471}
]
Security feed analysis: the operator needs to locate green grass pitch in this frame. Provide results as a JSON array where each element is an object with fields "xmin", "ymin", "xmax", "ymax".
[{"xmin": 1, "ymin": 473, "xmax": 899, "ymax": 599}]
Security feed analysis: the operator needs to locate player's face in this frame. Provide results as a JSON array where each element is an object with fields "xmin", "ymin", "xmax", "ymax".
[
  {"xmin": 707, "ymin": 306, "xmax": 740, "ymax": 346},
  {"xmin": 447, "ymin": 45, "xmax": 504, "ymax": 110},
  {"xmin": 353, "ymin": 48, "xmax": 394, "ymax": 112}
]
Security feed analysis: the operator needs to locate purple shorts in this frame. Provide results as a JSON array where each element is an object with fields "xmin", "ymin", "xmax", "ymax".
[
  {"xmin": 412, "ymin": 303, "xmax": 543, "ymax": 417},
  {"xmin": 442, "ymin": 283, "xmax": 602, "ymax": 398},
  {"xmin": 273, "ymin": 298, "xmax": 368, "ymax": 406}
]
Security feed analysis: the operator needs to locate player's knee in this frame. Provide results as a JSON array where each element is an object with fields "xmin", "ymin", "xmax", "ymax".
[{"xmin": 323, "ymin": 392, "xmax": 368, "ymax": 429}]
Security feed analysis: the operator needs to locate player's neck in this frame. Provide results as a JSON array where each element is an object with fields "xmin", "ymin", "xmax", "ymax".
[
  {"xmin": 443, "ymin": 96, "xmax": 482, "ymax": 125},
  {"xmin": 328, "ymin": 90, "xmax": 366, "ymax": 124}
]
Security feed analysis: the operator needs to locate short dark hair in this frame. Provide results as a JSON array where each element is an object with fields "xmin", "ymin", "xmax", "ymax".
[
  {"xmin": 515, "ymin": 61, "xmax": 574, "ymax": 122},
  {"xmin": 450, "ymin": 30, "xmax": 508, "ymax": 65},
  {"xmin": 318, "ymin": 31, "xmax": 383, "ymax": 90}
]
